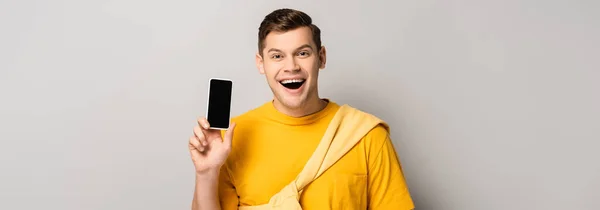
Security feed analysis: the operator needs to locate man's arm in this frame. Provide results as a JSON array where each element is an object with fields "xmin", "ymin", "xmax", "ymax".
[
  {"xmin": 192, "ymin": 169, "xmax": 221, "ymax": 210},
  {"xmin": 366, "ymin": 125, "xmax": 415, "ymax": 210}
]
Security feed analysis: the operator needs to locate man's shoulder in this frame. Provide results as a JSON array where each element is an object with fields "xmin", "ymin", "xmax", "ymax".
[
  {"xmin": 221, "ymin": 102, "xmax": 268, "ymax": 141},
  {"xmin": 365, "ymin": 124, "xmax": 390, "ymax": 140},
  {"xmin": 230, "ymin": 101, "xmax": 269, "ymax": 124},
  {"xmin": 342, "ymin": 105, "xmax": 391, "ymax": 151},
  {"xmin": 342, "ymin": 104, "xmax": 389, "ymax": 130}
]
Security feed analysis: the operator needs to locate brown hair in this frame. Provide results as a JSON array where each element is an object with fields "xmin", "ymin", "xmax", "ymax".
[{"xmin": 258, "ymin": 8, "xmax": 322, "ymax": 56}]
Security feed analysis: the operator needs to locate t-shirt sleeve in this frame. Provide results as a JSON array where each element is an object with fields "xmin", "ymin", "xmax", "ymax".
[
  {"xmin": 218, "ymin": 162, "xmax": 239, "ymax": 210},
  {"xmin": 366, "ymin": 125, "xmax": 415, "ymax": 210},
  {"xmin": 218, "ymin": 129, "xmax": 239, "ymax": 210}
]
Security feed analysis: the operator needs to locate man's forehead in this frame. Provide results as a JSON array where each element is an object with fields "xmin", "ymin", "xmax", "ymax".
[{"xmin": 264, "ymin": 27, "xmax": 316, "ymax": 51}]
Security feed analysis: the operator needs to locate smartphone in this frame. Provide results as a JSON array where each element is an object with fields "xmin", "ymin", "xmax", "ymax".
[{"xmin": 206, "ymin": 78, "xmax": 233, "ymax": 130}]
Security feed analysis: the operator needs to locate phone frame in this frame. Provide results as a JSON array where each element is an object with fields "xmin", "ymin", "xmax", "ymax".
[{"xmin": 205, "ymin": 78, "xmax": 233, "ymax": 130}]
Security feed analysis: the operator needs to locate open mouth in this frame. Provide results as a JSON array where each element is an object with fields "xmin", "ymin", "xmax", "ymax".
[{"xmin": 279, "ymin": 79, "xmax": 306, "ymax": 90}]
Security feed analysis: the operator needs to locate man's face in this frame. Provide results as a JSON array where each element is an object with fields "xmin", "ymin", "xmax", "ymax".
[{"xmin": 256, "ymin": 26, "xmax": 326, "ymax": 110}]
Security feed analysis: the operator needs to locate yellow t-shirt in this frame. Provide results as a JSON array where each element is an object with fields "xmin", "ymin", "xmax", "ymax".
[{"xmin": 219, "ymin": 100, "xmax": 414, "ymax": 210}]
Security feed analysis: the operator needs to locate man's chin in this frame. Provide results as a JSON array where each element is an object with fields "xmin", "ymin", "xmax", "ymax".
[
  {"xmin": 281, "ymin": 99, "xmax": 304, "ymax": 109},
  {"xmin": 276, "ymin": 95, "xmax": 306, "ymax": 109}
]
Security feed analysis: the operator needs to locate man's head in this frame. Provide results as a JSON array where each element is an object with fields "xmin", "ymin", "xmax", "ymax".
[{"xmin": 255, "ymin": 8, "xmax": 326, "ymax": 111}]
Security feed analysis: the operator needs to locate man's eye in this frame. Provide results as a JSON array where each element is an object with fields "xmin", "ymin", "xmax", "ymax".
[
  {"xmin": 271, "ymin": 54, "xmax": 282, "ymax": 59},
  {"xmin": 297, "ymin": 51, "xmax": 310, "ymax": 57}
]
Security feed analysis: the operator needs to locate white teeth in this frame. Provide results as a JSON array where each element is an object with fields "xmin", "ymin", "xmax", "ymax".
[{"xmin": 280, "ymin": 79, "xmax": 305, "ymax": 84}]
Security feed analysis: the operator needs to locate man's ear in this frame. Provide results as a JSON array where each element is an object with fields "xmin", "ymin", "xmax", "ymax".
[
  {"xmin": 318, "ymin": 46, "xmax": 327, "ymax": 69},
  {"xmin": 256, "ymin": 53, "xmax": 265, "ymax": 74}
]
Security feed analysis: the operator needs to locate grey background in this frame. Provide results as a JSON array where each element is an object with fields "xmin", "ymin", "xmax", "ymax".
[{"xmin": 1, "ymin": 0, "xmax": 598, "ymax": 209}]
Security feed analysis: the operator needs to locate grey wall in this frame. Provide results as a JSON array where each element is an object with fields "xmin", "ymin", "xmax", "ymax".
[{"xmin": 1, "ymin": 0, "xmax": 598, "ymax": 209}]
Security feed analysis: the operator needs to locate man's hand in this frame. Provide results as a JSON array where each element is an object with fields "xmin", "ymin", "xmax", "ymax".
[
  {"xmin": 189, "ymin": 117, "xmax": 236, "ymax": 174},
  {"xmin": 189, "ymin": 118, "xmax": 235, "ymax": 210}
]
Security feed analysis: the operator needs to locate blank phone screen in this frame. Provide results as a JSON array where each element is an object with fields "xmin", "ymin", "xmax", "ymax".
[{"xmin": 207, "ymin": 79, "xmax": 232, "ymax": 129}]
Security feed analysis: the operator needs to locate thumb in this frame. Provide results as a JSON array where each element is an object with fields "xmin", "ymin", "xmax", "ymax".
[{"xmin": 223, "ymin": 122, "xmax": 236, "ymax": 148}]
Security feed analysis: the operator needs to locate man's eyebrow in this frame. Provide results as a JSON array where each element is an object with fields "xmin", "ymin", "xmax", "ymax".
[
  {"xmin": 266, "ymin": 44, "xmax": 314, "ymax": 54},
  {"xmin": 296, "ymin": 44, "xmax": 314, "ymax": 51},
  {"xmin": 267, "ymin": 48, "xmax": 283, "ymax": 53}
]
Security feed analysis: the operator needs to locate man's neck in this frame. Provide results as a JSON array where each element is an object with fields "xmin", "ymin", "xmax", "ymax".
[{"xmin": 273, "ymin": 97, "xmax": 328, "ymax": 118}]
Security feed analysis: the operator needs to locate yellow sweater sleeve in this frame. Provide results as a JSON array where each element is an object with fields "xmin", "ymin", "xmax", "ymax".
[{"xmin": 366, "ymin": 125, "xmax": 415, "ymax": 210}]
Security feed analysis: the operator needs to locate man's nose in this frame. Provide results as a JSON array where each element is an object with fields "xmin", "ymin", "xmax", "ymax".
[{"xmin": 283, "ymin": 57, "xmax": 300, "ymax": 72}]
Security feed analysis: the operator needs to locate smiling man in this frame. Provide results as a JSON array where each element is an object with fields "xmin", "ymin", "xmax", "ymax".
[{"xmin": 189, "ymin": 8, "xmax": 414, "ymax": 210}]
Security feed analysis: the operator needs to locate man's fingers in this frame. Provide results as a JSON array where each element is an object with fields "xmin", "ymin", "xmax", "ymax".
[
  {"xmin": 197, "ymin": 117, "xmax": 210, "ymax": 130},
  {"xmin": 191, "ymin": 134, "xmax": 210, "ymax": 152},
  {"xmin": 198, "ymin": 117, "xmax": 217, "ymax": 141},
  {"xmin": 189, "ymin": 136, "xmax": 202, "ymax": 151},
  {"xmin": 223, "ymin": 123, "xmax": 236, "ymax": 148},
  {"xmin": 193, "ymin": 126, "xmax": 208, "ymax": 146}
]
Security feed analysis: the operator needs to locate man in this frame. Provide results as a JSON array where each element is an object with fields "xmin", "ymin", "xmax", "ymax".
[{"xmin": 189, "ymin": 8, "xmax": 414, "ymax": 210}]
